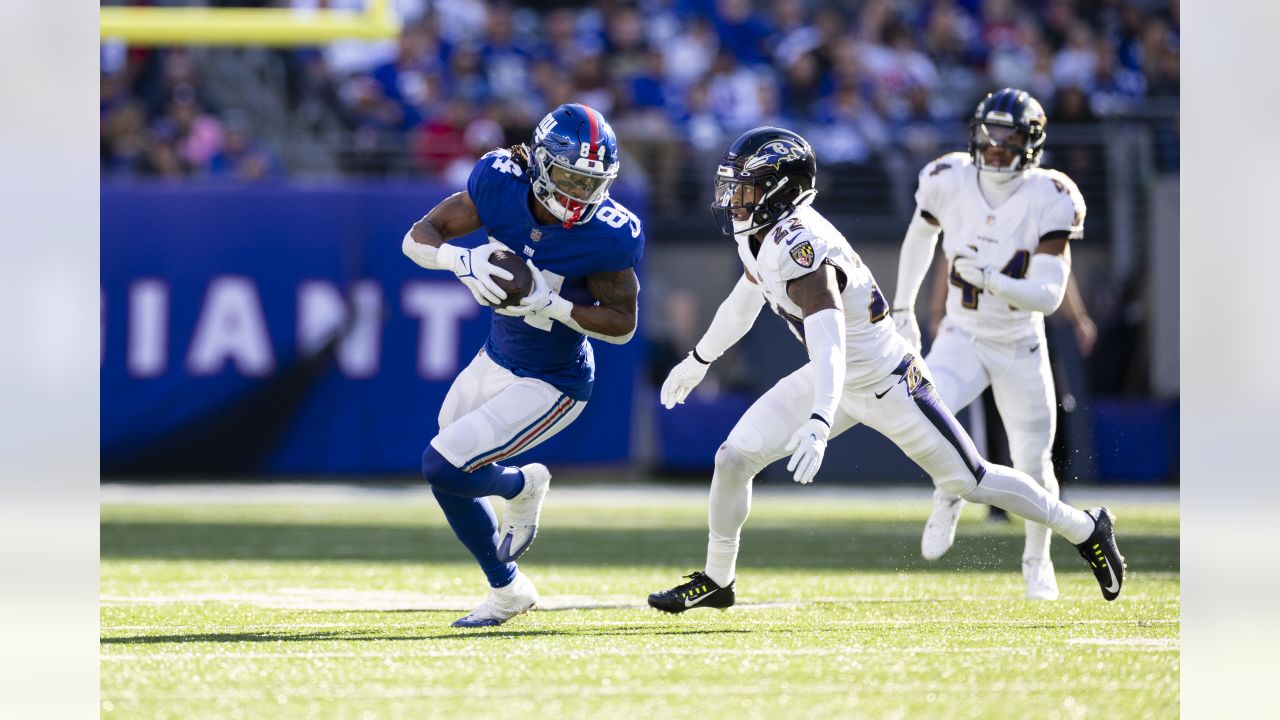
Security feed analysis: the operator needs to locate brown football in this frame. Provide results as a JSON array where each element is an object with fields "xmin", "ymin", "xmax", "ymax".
[{"xmin": 489, "ymin": 249, "xmax": 534, "ymax": 308}]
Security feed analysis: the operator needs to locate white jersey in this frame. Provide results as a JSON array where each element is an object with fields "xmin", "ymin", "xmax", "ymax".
[
  {"xmin": 736, "ymin": 205, "xmax": 911, "ymax": 389},
  {"xmin": 916, "ymin": 152, "xmax": 1086, "ymax": 344}
]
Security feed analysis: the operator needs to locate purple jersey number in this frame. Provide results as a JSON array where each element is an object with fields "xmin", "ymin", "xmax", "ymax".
[{"xmin": 949, "ymin": 250, "xmax": 1032, "ymax": 310}]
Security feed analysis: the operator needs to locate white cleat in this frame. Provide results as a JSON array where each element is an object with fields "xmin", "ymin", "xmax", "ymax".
[
  {"xmin": 1023, "ymin": 558, "xmax": 1060, "ymax": 601},
  {"xmin": 496, "ymin": 463, "xmax": 551, "ymax": 563},
  {"xmin": 451, "ymin": 571, "xmax": 540, "ymax": 628},
  {"xmin": 921, "ymin": 490, "xmax": 965, "ymax": 560}
]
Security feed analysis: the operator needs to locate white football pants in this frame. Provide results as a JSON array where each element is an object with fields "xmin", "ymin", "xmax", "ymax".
[
  {"xmin": 703, "ymin": 354, "xmax": 1093, "ymax": 587},
  {"xmin": 926, "ymin": 318, "xmax": 1058, "ymax": 563},
  {"xmin": 431, "ymin": 350, "xmax": 585, "ymax": 471}
]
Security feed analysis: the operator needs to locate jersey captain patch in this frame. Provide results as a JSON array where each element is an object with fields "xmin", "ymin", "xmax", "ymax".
[{"xmin": 789, "ymin": 241, "xmax": 815, "ymax": 268}]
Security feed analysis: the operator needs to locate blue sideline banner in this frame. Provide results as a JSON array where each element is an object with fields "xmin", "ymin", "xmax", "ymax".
[{"xmin": 101, "ymin": 183, "xmax": 644, "ymax": 474}]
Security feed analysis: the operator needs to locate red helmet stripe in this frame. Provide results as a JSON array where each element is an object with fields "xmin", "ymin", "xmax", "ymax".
[{"xmin": 576, "ymin": 103, "xmax": 600, "ymax": 160}]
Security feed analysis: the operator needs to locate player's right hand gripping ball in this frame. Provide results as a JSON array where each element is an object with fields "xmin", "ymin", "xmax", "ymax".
[{"xmin": 488, "ymin": 250, "xmax": 534, "ymax": 308}]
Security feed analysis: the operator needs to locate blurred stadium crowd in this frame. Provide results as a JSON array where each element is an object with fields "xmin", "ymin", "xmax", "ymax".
[
  {"xmin": 98, "ymin": 0, "xmax": 1180, "ymax": 479},
  {"xmin": 100, "ymin": 0, "xmax": 1179, "ymax": 195}
]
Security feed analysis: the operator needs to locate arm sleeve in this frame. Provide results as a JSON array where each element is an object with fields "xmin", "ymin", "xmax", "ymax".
[
  {"xmin": 802, "ymin": 308, "xmax": 846, "ymax": 426},
  {"xmin": 892, "ymin": 209, "xmax": 941, "ymax": 310},
  {"xmin": 986, "ymin": 253, "xmax": 1071, "ymax": 315},
  {"xmin": 693, "ymin": 274, "xmax": 766, "ymax": 362}
]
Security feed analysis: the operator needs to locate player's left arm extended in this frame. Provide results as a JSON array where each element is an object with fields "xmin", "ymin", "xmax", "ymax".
[{"xmin": 957, "ymin": 236, "xmax": 1072, "ymax": 315}]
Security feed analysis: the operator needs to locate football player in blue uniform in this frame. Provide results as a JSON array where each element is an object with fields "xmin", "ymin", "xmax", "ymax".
[{"xmin": 402, "ymin": 104, "xmax": 644, "ymax": 627}]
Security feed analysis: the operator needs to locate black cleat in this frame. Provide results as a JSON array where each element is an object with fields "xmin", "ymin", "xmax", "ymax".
[
  {"xmin": 1074, "ymin": 507, "xmax": 1126, "ymax": 601},
  {"xmin": 648, "ymin": 571, "xmax": 736, "ymax": 614}
]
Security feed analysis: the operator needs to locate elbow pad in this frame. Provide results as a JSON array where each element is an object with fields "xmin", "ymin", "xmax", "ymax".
[
  {"xmin": 803, "ymin": 308, "xmax": 846, "ymax": 426},
  {"xmin": 988, "ymin": 254, "xmax": 1070, "ymax": 314},
  {"xmin": 893, "ymin": 211, "xmax": 941, "ymax": 311}
]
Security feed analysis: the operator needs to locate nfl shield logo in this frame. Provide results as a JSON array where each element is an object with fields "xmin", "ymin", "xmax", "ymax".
[
  {"xmin": 530, "ymin": 228, "xmax": 542, "ymax": 241},
  {"xmin": 789, "ymin": 241, "xmax": 815, "ymax": 268}
]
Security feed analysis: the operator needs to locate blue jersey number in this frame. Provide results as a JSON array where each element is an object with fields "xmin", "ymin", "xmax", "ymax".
[
  {"xmin": 482, "ymin": 149, "xmax": 523, "ymax": 177},
  {"xmin": 491, "ymin": 155, "xmax": 523, "ymax": 176}
]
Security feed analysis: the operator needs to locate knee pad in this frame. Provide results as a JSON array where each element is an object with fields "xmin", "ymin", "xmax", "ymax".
[
  {"xmin": 714, "ymin": 442, "xmax": 758, "ymax": 482},
  {"xmin": 421, "ymin": 445, "xmax": 468, "ymax": 494}
]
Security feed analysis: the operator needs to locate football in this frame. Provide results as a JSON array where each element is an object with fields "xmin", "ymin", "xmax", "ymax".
[{"xmin": 489, "ymin": 249, "xmax": 533, "ymax": 308}]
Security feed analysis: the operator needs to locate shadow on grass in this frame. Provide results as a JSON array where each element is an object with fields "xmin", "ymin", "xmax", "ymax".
[
  {"xmin": 101, "ymin": 519, "xmax": 1179, "ymax": 573},
  {"xmin": 101, "ymin": 625, "xmax": 750, "ymax": 646}
]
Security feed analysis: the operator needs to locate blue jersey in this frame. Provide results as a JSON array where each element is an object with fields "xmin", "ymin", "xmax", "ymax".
[{"xmin": 466, "ymin": 149, "xmax": 645, "ymax": 401}]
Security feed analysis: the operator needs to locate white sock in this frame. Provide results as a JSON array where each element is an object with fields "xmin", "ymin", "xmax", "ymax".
[
  {"xmin": 962, "ymin": 463, "xmax": 1094, "ymax": 545},
  {"xmin": 704, "ymin": 465, "xmax": 753, "ymax": 588},
  {"xmin": 494, "ymin": 572, "xmax": 521, "ymax": 595}
]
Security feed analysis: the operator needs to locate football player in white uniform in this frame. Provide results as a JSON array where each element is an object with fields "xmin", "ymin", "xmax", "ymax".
[
  {"xmin": 647, "ymin": 127, "xmax": 1124, "ymax": 613},
  {"xmin": 893, "ymin": 88, "xmax": 1085, "ymax": 600}
]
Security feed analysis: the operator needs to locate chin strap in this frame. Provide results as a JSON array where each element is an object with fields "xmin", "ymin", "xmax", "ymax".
[{"xmin": 740, "ymin": 184, "xmax": 817, "ymax": 236}]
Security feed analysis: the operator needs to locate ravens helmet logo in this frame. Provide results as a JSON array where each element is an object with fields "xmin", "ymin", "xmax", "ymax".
[{"xmin": 743, "ymin": 140, "xmax": 805, "ymax": 173}]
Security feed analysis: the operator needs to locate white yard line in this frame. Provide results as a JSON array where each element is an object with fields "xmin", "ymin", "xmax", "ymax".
[
  {"xmin": 1067, "ymin": 638, "xmax": 1180, "ymax": 648},
  {"xmin": 102, "ymin": 645, "xmax": 1179, "ymax": 662},
  {"xmin": 101, "ymin": 680, "xmax": 1175, "ymax": 697}
]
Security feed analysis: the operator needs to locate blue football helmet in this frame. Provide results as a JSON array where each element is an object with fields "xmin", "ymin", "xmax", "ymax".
[
  {"xmin": 528, "ymin": 103, "xmax": 620, "ymax": 228},
  {"xmin": 969, "ymin": 88, "xmax": 1047, "ymax": 174}
]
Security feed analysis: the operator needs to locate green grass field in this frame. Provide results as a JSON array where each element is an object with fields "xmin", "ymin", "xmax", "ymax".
[{"xmin": 101, "ymin": 482, "xmax": 1179, "ymax": 719}]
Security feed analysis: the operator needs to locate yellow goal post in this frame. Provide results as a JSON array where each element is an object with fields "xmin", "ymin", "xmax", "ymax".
[{"xmin": 100, "ymin": 0, "xmax": 402, "ymax": 46}]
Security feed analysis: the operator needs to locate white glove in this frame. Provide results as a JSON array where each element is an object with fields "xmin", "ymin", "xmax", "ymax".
[
  {"xmin": 436, "ymin": 240, "xmax": 515, "ymax": 306},
  {"xmin": 893, "ymin": 308, "xmax": 922, "ymax": 353},
  {"xmin": 659, "ymin": 353, "xmax": 711, "ymax": 409},
  {"xmin": 497, "ymin": 261, "xmax": 573, "ymax": 330},
  {"xmin": 953, "ymin": 256, "xmax": 995, "ymax": 291},
  {"xmin": 784, "ymin": 418, "xmax": 830, "ymax": 485}
]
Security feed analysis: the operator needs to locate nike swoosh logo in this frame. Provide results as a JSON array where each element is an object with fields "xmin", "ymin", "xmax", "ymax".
[
  {"xmin": 1029, "ymin": 343, "xmax": 1040, "ymax": 352},
  {"xmin": 683, "ymin": 592, "xmax": 716, "ymax": 608},
  {"xmin": 874, "ymin": 386, "xmax": 893, "ymax": 399},
  {"xmin": 1102, "ymin": 561, "xmax": 1119, "ymax": 593}
]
